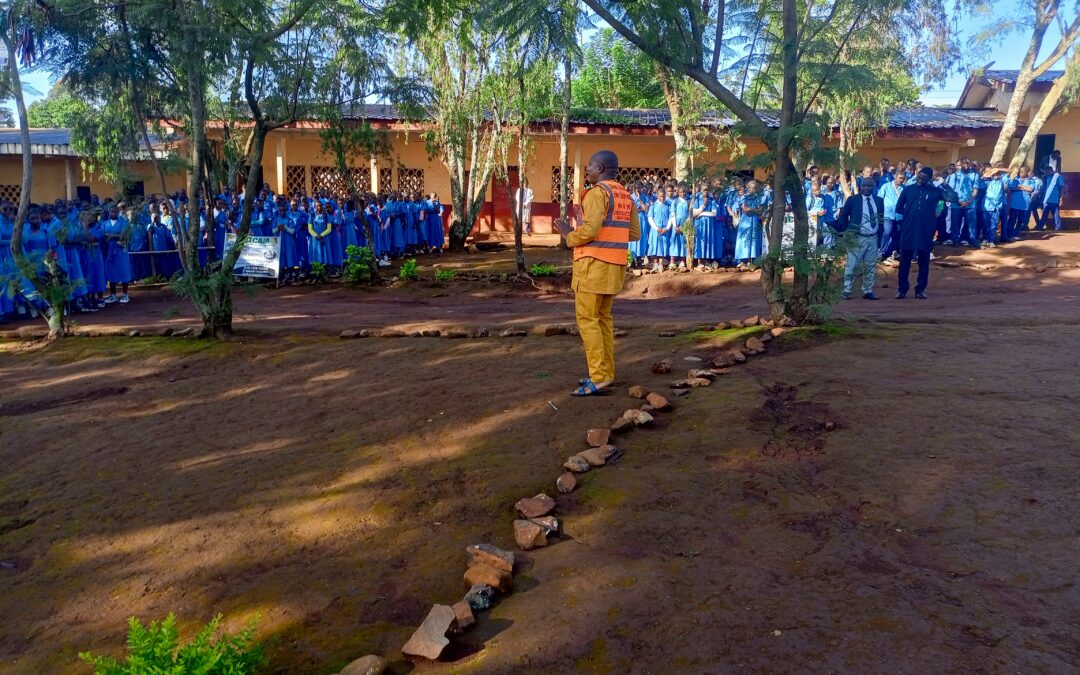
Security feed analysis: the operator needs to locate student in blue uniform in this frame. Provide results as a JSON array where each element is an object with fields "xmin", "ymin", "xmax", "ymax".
[
  {"xmin": 147, "ymin": 204, "xmax": 178, "ymax": 281},
  {"xmin": 271, "ymin": 201, "xmax": 297, "ymax": 281},
  {"xmin": 945, "ymin": 158, "xmax": 978, "ymax": 246},
  {"xmin": 820, "ymin": 176, "xmax": 839, "ymax": 249},
  {"xmin": 211, "ymin": 198, "xmax": 231, "ymax": 260},
  {"xmin": 290, "ymin": 199, "xmax": 310, "ymax": 273},
  {"xmin": 308, "ymin": 201, "xmax": 332, "ymax": 267},
  {"xmin": 325, "ymin": 202, "xmax": 343, "ymax": 272},
  {"xmin": 1006, "ymin": 166, "xmax": 1038, "ymax": 241},
  {"xmin": 1038, "ymin": 165, "xmax": 1065, "ymax": 231},
  {"xmin": 646, "ymin": 187, "xmax": 671, "ymax": 272},
  {"xmin": 43, "ymin": 204, "xmax": 89, "ymax": 312},
  {"xmin": 101, "ymin": 205, "xmax": 133, "ymax": 304},
  {"xmin": 980, "ymin": 164, "xmax": 1008, "ymax": 246},
  {"xmin": 127, "ymin": 206, "xmax": 150, "ymax": 281},
  {"xmin": 81, "ymin": 210, "xmax": 107, "ymax": 307},
  {"xmin": 734, "ymin": 179, "xmax": 764, "ymax": 269},
  {"xmin": 388, "ymin": 194, "xmax": 405, "ymax": 258},
  {"xmin": 692, "ymin": 186, "xmax": 721, "ymax": 269},
  {"xmin": 0, "ymin": 203, "xmax": 15, "ymax": 319},
  {"xmin": 877, "ymin": 170, "xmax": 906, "ymax": 260},
  {"xmin": 667, "ymin": 184, "xmax": 690, "ymax": 270},
  {"xmin": 425, "ymin": 193, "xmax": 444, "ymax": 252}
]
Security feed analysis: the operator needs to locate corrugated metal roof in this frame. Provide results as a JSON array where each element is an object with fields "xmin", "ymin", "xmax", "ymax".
[
  {"xmin": 342, "ymin": 103, "xmax": 1003, "ymax": 131},
  {"xmin": 0, "ymin": 127, "xmax": 178, "ymax": 157},
  {"xmin": 983, "ymin": 69, "xmax": 1063, "ymax": 85}
]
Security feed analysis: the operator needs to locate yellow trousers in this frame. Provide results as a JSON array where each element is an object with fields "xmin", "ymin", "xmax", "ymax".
[{"xmin": 575, "ymin": 291, "xmax": 615, "ymax": 383}]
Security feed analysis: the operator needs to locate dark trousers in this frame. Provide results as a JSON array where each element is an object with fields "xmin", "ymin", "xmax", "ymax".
[{"xmin": 898, "ymin": 249, "xmax": 930, "ymax": 295}]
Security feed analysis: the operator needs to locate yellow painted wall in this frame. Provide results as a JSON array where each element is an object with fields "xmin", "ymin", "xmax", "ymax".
[{"xmin": 0, "ymin": 155, "xmax": 185, "ymax": 203}]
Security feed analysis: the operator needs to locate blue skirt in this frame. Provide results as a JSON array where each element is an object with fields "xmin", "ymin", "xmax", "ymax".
[
  {"xmin": 647, "ymin": 225, "xmax": 670, "ymax": 258},
  {"xmin": 279, "ymin": 231, "xmax": 298, "ymax": 269},
  {"xmin": 427, "ymin": 215, "xmax": 444, "ymax": 250},
  {"xmin": 308, "ymin": 235, "xmax": 331, "ymax": 265},
  {"xmin": 694, "ymin": 216, "xmax": 723, "ymax": 261},
  {"xmin": 328, "ymin": 229, "xmax": 343, "ymax": 266},
  {"xmin": 735, "ymin": 215, "xmax": 763, "ymax": 261},
  {"xmin": 669, "ymin": 228, "xmax": 687, "ymax": 259},
  {"xmin": 78, "ymin": 246, "xmax": 107, "ymax": 293},
  {"xmin": 632, "ymin": 219, "xmax": 650, "ymax": 257},
  {"xmin": 60, "ymin": 244, "xmax": 88, "ymax": 297},
  {"xmin": 104, "ymin": 241, "xmax": 132, "ymax": 283},
  {"xmin": 389, "ymin": 221, "xmax": 404, "ymax": 255}
]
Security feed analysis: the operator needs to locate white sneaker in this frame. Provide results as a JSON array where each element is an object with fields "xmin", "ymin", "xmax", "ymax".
[
  {"xmin": 104, "ymin": 294, "xmax": 118, "ymax": 304},
  {"xmin": 929, "ymin": 252, "xmax": 937, "ymax": 260},
  {"xmin": 119, "ymin": 294, "xmax": 130, "ymax": 304}
]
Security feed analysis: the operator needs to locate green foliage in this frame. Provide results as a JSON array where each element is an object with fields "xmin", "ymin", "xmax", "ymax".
[
  {"xmin": 434, "ymin": 267, "xmax": 456, "ymax": 282},
  {"xmin": 170, "ymin": 264, "xmax": 233, "ymax": 336},
  {"xmin": 343, "ymin": 245, "xmax": 375, "ymax": 284},
  {"xmin": 309, "ymin": 262, "xmax": 328, "ymax": 284},
  {"xmin": 529, "ymin": 262, "xmax": 556, "ymax": 277},
  {"xmin": 399, "ymin": 258, "xmax": 419, "ymax": 281},
  {"xmin": 573, "ymin": 28, "xmax": 665, "ymax": 108},
  {"xmin": 26, "ymin": 87, "xmax": 89, "ymax": 128},
  {"xmin": 626, "ymin": 248, "xmax": 634, "ymax": 266},
  {"xmin": 78, "ymin": 613, "xmax": 264, "ymax": 675}
]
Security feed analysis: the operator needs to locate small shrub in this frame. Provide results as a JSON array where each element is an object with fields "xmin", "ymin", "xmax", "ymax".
[
  {"xmin": 79, "ymin": 613, "xmax": 265, "ymax": 675},
  {"xmin": 344, "ymin": 245, "xmax": 375, "ymax": 284},
  {"xmin": 309, "ymin": 262, "xmax": 328, "ymax": 283},
  {"xmin": 399, "ymin": 258, "xmax": 419, "ymax": 281},
  {"xmin": 434, "ymin": 268, "xmax": 456, "ymax": 282},
  {"xmin": 627, "ymin": 248, "xmax": 634, "ymax": 266},
  {"xmin": 529, "ymin": 263, "xmax": 556, "ymax": 277}
]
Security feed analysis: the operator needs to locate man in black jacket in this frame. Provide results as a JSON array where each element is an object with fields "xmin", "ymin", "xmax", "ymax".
[
  {"xmin": 835, "ymin": 178, "xmax": 886, "ymax": 300},
  {"xmin": 894, "ymin": 167, "xmax": 957, "ymax": 299}
]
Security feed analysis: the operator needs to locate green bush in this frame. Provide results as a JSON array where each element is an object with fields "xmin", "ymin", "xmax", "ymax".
[
  {"xmin": 309, "ymin": 261, "xmax": 328, "ymax": 283},
  {"xmin": 399, "ymin": 258, "xmax": 419, "ymax": 281},
  {"xmin": 627, "ymin": 248, "xmax": 634, "ymax": 266},
  {"xmin": 344, "ymin": 245, "xmax": 375, "ymax": 284},
  {"xmin": 434, "ymin": 268, "xmax": 456, "ymax": 282},
  {"xmin": 529, "ymin": 263, "xmax": 556, "ymax": 277},
  {"xmin": 79, "ymin": 613, "xmax": 265, "ymax": 675}
]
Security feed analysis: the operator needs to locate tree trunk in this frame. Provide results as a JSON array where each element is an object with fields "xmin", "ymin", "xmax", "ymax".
[
  {"xmin": 1012, "ymin": 50, "xmax": 1080, "ymax": 169},
  {"xmin": 991, "ymin": 2, "xmax": 1056, "ymax": 165},
  {"xmin": 656, "ymin": 64, "xmax": 688, "ymax": 181},
  {"xmin": 514, "ymin": 67, "xmax": 527, "ymax": 274},
  {"xmin": 4, "ymin": 26, "xmax": 65, "ymax": 337},
  {"xmin": 559, "ymin": 55, "xmax": 571, "ymax": 250}
]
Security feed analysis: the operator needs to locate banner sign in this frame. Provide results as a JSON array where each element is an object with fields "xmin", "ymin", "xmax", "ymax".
[{"xmin": 224, "ymin": 234, "xmax": 281, "ymax": 279}]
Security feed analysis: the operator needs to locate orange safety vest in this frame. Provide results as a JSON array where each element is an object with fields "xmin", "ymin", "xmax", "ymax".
[{"xmin": 574, "ymin": 180, "xmax": 633, "ymax": 265}]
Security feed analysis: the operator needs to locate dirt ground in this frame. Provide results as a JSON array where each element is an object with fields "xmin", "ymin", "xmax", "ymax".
[{"xmin": 1, "ymin": 234, "xmax": 1079, "ymax": 674}]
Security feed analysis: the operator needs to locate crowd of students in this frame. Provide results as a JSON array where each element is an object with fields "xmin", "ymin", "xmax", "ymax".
[
  {"xmin": 0, "ymin": 185, "xmax": 449, "ymax": 324},
  {"xmin": 626, "ymin": 153, "xmax": 1067, "ymax": 274}
]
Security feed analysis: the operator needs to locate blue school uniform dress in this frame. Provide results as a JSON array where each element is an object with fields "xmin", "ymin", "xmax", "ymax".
[
  {"xmin": 981, "ymin": 175, "xmax": 1008, "ymax": 243},
  {"xmin": 128, "ymin": 215, "xmax": 150, "ymax": 281},
  {"xmin": 101, "ymin": 218, "xmax": 133, "ymax": 283},
  {"xmin": 327, "ymin": 212, "xmax": 344, "ymax": 267},
  {"xmin": 693, "ymin": 193, "xmax": 722, "ymax": 261},
  {"xmin": 387, "ymin": 201, "xmax": 405, "ymax": 256},
  {"xmin": 1007, "ymin": 177, "xmax": 1038, "ymax": 238},
  {"xmin": 271, "ymin": 212, "xmax": 297, "ymax": 270},
  {"xmin": 212, "ymin": 210, "xmax": 229, "ymax": 258},
  {"xmin": 148, "ymin": 218, "xmax": 178, "ymax": 280},
  {"xmin": 83, "ymin": 222, "xmax": 107, "ymax": 293},
  {"xmin": 291, "ymin": 209, "xmax": 310, "ymax": 269},
  {"xmin": 342, "ymin": 208, "xmax": 360, "ymax": 252},
  {"xmin": 668, "ymin": 197, "xmax": 690, "ymax": 259},
  {"xmin": 308, "ymin": 214, "xmax": 332, "ymax": 265},
  {"xmin": 365, "ymin": 206, "xmax": 383, "ymax": 255},
  {"xmin": 402, "ymin": 201, "xmax": 417, "ymax": 248},
  {"xmin": 21, "ymin": 223, "xmax": 53, "ymax": 282},
  {"xmin": 426, "ymin": 200, "xmax": 444, "ymax": 250},
  {"xmin": 46, "ymin": 217, "xmax": 87, "ymax": 299},
  {"xmin": 735, "ymin": 194, "xmax": 764, "ymax": 262},
  {"xmin": 0, "ymin": 215, "xmax": 14, "ymax": 317},
  {"xmin": 646, "ymin": 199, "xmax": 672, "ymax": 258},
  {"xmin": 630, "ymin": 193, "xmax": 650, "ymax": 259}
]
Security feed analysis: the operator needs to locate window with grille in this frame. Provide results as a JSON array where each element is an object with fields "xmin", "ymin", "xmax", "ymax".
[
  {"xmin": 0, "ymin": 185, "xmax": 21, "ymax": 204},
  {"xmin": 285, "ymin": 166, "xmax": 307, "ymax": 195},
  {"xmin": 379, "ymin": 168, "xmax": 393, "ymax": 195},
  {"xmin": 550, "ymin": 166, "xmax": 571, "ymax": 203},
  {"xmin": 397, "ymin": 168, "xmax": 425, "ymax": 195},
  {"xmin": 309, "ymin": 166, "xmax": 373, "ymax": 196},
  {"xmin": 617, "ymin": 167, "xmax": 673, "ymax": 188}
]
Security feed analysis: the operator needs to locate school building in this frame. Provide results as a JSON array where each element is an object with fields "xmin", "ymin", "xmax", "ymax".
[{"xmin": 1, "ymin": 68, "xmax": 1075, "ymax": 237}]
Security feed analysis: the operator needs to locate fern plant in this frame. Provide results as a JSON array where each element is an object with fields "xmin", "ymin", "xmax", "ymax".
[
  {"xmin": 79, "ymin": 613, "xmax": 265, "ymax": 674},
  {"xmin": 529, "ymin": 263, "xmax": 556, "ymax": 277}
]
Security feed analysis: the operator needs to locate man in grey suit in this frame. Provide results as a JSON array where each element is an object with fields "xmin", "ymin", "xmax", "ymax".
[{"xmin": 836, "ymin": 178, "xmax": 886, "ymax": 300}]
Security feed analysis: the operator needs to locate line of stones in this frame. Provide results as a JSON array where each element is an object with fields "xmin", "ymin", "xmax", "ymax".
[{"xmin": 334, "ymin": 316, "xmax": 786, "ymax": 673}]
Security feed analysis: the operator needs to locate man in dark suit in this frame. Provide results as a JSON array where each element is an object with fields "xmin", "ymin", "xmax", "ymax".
[
  {"xmin": 894, "ymin": 167, "xmax": 957, "ymax": 299},
  {"xmin": 835, "ymin": 178, "xmax": 886, "ymax": 299}
]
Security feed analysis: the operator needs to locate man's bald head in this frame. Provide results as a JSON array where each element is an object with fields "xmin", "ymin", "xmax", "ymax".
[{"xmin": 586, "ymin": 151, "xmax": 620, "ymax": 185}]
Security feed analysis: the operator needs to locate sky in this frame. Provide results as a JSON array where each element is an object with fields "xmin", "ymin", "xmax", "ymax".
[{"xmin": 4, "ymin": 1, "xmax": 1067, "ymax": 112}]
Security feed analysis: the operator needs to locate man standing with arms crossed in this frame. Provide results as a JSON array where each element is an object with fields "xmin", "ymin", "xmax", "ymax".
[{"xmin": 555, "ymin": 151, "xmax": 640, "ymax": 397}]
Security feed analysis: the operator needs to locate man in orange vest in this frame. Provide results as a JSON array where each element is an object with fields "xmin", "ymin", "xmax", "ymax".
[{"xmin": 555, "ymin": 151, "xmax": 641, "ymax": 396}]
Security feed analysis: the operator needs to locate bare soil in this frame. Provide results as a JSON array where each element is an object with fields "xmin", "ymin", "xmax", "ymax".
[{"xmin": 1, "ymin": 234, "xmax": 1079, "ymax": 674}]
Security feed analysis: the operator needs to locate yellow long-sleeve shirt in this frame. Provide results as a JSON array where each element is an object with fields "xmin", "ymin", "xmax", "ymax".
[{"xmin": 567, "ymin": 185, "xmax": 641, "ymax": 295}]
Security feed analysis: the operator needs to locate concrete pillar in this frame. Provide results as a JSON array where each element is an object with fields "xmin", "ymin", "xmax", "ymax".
[
  {"xmin": 948, "ymin": 144, "xmax": 960, "ymax": 164},
  {"xmin": 275, "ymin": 135, "xmax": 287, "ymax": 195},
  {"xmin": 573, "ymin": 143, "xmax": 583, "ymax": 201},
  {"xmin": 370, "ymin": 154, "xmax": 379, "ymax": 193},
  {"xmin": 64, "ymin": 158, "xmax": 75, "ymax": 200}
]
